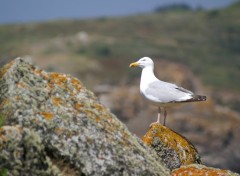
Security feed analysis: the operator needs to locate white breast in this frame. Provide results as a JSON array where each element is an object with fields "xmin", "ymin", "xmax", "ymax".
[{"xmin": 140, "ymin": 67, "xmax": 158, "ymax": 101}]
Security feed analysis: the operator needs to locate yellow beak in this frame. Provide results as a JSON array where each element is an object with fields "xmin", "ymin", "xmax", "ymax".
[{"xmin": 129, "ymin": 62, "xmax": 139, "ymax": 68}]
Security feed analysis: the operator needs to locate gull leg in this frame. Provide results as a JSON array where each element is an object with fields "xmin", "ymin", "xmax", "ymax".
[
  {"xmin": 150, "ymin": 107, "xmax": 161, "ymax": 127},
  {"xmin": 163, "ymin": 108, "xmax": 167, "ymax": 126},
  {"xmin": 157, "ymin": 107, "xmax": 161, "ymax": 123}
]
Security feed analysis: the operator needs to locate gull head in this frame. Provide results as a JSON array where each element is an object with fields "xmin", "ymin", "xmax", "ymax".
[{"xmin": 129, "ymin": 57, "xmax": 154, "ymax": 69}]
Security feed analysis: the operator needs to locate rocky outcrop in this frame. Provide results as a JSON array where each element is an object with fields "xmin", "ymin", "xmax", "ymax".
[
  {"xmin": 172, "ymin": 164, "xmax": 239, "ymax": 176},
  {"xmin": 142, "ymin": 123, "xmax": 201, "ymax": 170},
  {"xmin": 0, "ymin": 58, "xmax": 169, "ymax": 175}
]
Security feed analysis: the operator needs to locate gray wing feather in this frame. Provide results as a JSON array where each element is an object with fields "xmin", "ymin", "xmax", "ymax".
[
  {"xmin": 176, "ymin": 86, "xmax": 193, "ymax": 94},
  {"xmin": 145, "ymin": 81, "xmax": 193, "ymax": 103}
]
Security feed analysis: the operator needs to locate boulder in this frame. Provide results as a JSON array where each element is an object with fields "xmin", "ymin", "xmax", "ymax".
[
  {"xmin": 142, "ymin": 124, "xmax": 239, "ymax": 175},
  {"xmin": 142, "ymin": 123, "xmax": 201, "ymax": 170},
  {"xmin": 172, "ymin": 164, "xmax": 239, "ymax": 176},
  {"xmin": 0, "ymin": 58, "xmax": 169, "ymax": 175}
]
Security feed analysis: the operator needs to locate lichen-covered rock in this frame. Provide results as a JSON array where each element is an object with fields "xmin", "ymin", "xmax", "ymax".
[
  {"xmin": 0, "ymin": 58, "xmax": 170, "ymax": 175},
  {"xmin": 171, "ymin": 164, "xmax": 240, "ymax": 176},
  {"xmin": 0, "ymin": 125, "xmax": 60, "ymax": 176},
  {"xmin": 142, "ymin": 123, "xmax": 201, "ymax": 170}
]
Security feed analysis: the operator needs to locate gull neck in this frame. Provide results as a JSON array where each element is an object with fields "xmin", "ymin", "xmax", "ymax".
[{"xmin": 141, "ymin": 66, "xmax": 157, "ymax": 85}]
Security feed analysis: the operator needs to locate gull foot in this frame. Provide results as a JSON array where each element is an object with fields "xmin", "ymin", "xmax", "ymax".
[{"xmin": 149, "ymin": 121, "xmax": 162, "ymax": 128}]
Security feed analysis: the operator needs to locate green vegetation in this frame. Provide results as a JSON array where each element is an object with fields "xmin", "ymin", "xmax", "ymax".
[
  {"xmin": 0, "ymin": 168, "xmax": 8, "ymax": 176},
  {"xmin": 0, "ymin": 114, "xmax": 6, "ymax": 128},
  {"xmin": 0, "ymin": 2, "xmax": 239, "ymax": 91},
  {"xmin": 154, "ymin": 3, "xmax": 192, "ymax": 12}
]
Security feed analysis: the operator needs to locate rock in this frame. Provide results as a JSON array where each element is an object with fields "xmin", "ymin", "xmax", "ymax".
[
  {"xmin": 172, "ymin": 164, "xmax": 239, "ymax": 176},
  {"xmin": 0, "ymin": 58, "xmax": 170, "ymax": 175},
  {"xmin": 142, "ymin": 123, "xmax": 201, "ymax": 170},
  {"xmin": 0, "ymin": 125, "xmax": 60, "ymax": 176}
]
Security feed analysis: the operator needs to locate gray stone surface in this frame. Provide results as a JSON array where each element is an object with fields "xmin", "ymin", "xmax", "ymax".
[
  {"xmin": 0, "ymin": 58, "xmax": 170, "ymax": 176},
  {"xmin": 0, "ymin": 126, "xmax": 60, "ymax": 176}
]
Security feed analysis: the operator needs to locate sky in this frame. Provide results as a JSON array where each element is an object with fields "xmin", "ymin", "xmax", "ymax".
[{"xmin": 0, "ymin": 0, "xmax": 237, "ymax": 24}]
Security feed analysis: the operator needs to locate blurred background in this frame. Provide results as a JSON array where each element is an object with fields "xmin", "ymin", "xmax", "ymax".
[{"xmin": 0, "ymin": 0, "xmax": 239, "ymax": 173}]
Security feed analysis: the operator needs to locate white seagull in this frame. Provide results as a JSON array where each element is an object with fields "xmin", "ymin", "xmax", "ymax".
[{"xmin": 129, "ymin": 57, "xmax": 206, "ymax": 126}]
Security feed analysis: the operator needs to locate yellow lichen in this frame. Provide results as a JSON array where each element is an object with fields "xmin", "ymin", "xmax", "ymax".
[
  {"xmin": 34, "ymin": 69, "xmax": 42, "ymax": 75},
  {"xmin": 74, "ymin": 103, "xmax": 83, "ymax": 110},
  {"xmin": 49, "ymin": 73, "xmax": 68, "ymax": 87},
  {"xmin": 93, "ymin": 104, "xmax": 105, "ymax": 112},
  {"xmin": 34, "ymin": 69, "xmax": 49, "ymax": 79},
  {"xmin": 15, "ymin": 96, "xmax": 21, "ymax": 100},
  {"xmin": 172, "ymin": 164, "xmax": 228, "ymax": 176},
  {"xmin": 41, "ymin": 112, "xmax": 54, "ymax": 120},
  {"xmin": 142, "ymin": 134, "xmax": 153, "ymax": 146},
  {"xmin": 16, "ymin": 82, "xmax": 28, "ymax": 88},
  {"xmin": 142, "ymin": 123, "xmax": 199, "ymax": 165},
  {"xmin": 71, "ymin": 78, "xmax": 82, "ymax": 92},
  {"xmin": 0, "ymin": 99, "xmax": 9, "ymax": 110},
  {"xmin": 95, "ymin": 116, "xmax": 100, "ymax": 123},
  {"xmin": 52, "ymin": 97, "xmax": 61, "ymax": 107},
  {"xmin": 0, "ymin": 60, "xmax": 15, "ymax": 79}
]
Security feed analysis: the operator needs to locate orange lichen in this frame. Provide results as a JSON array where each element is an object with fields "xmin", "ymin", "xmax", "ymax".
[
  {"xmin": 142, "ymin": 123, "xmax": 200, "ymax": 165},
  {"xmin": 15, "ymin": 95, "xmax": 21, "ymax": 100},
  {"xmin": 74, "ymin": 103, "xmax": 83, "ymax": 110},
  {"xmin": 41, "ymin": 112, "xmax": 54, "ymax": 120},
  {"xmin": 142, "ymin": 134, "xmax": 153, "ymax": 146},
  {"xmin": 49, "ymin": 73, "xmax": 68, "ymax": 87},
  {"xmin": 172, "ymin": 165, "xmax": 228, "ymax": 176},
  {"xmin": 93, "ymin": 104, "xmax": 105, "ymax": 112},
  {"xmin": 71, "ymin": 78, "xmax": 82, "ymax": 92},
  {"xmin": 0, "ymin": 99, "xmax": 9, "ymax": 109},
  {"xmin": 0, "ymin": 60, "xmax": 15, "ymax": 78},
  {"xmin": 34, "ymin": 69, "xmax": 49, "ymax": 79},
  {"xmin": 34, "ymin": 69, "xmax": 42, "ymax": 75},
  {"xmin": 84, "ymin": 109, "xmax": 95, "ymax": 118},
  {"xmin": 52, "ymin": 97, "xmax": 61, "ymax": 106},
  {"xmin": 95, "ymin": 116, "xmax": 100, "ymax": 123},
  {"xmin": 16, "ymin": 82, "xmax": 27, "ymax": 88}
]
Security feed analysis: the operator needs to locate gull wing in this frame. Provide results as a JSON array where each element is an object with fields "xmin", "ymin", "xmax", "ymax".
[{"xmin": 144, "ymin": 80, "xmax": 193, "ymax": 103}]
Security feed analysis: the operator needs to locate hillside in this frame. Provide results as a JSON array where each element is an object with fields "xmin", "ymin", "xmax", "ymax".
[{"xmin": 0, "ymin": 2, "xmax": 240, "ymax": 92}]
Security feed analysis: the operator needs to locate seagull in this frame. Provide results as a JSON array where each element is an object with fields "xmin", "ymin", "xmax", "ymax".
[{"xmin": 129, "ymin": 57, "xmax": 206, "ymax": 126}]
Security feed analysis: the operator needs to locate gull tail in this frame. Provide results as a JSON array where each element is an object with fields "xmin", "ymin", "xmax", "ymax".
[{"xmin": 188, "ymin": 94, "xmax": 207, "ymax": 102}]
